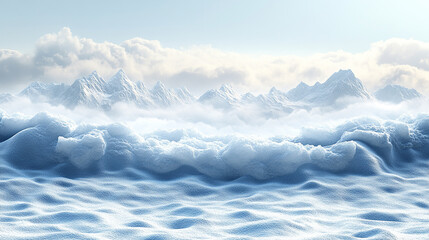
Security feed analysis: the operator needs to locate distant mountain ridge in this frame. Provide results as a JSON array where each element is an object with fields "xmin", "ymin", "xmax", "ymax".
[
  {"xmin": 374, "ymin": 84, "xmax": 422, "ymax": 103},
  {"xmin": 8, "ymin": 69, "xmax": 423, "ymax": 112},
  {"xmin": 198, "ymin": 69, "xmax": 371, "ymax": 110},
  {"xmin": 19, "ymin": 69, "xmax": 195, "ymax": 110},
  {"xmin": 286, "ymin": 69, "xmax": 370, "ymax": 105}
]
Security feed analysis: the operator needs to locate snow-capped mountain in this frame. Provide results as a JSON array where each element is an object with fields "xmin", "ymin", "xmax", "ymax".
[
  {"xmin": 61, "ymin": 71, "xmax": 108, "ymax": 108},
  {"xmin": 374, "ymin": 84, "xmax": 421, "ymax": 103},
  {"xmin": 286, "ymin": 69, "xmax": 371, "ymax": 106},
  {"xmin": 240, "ymin": 87, "xmax": 295, "ymax": 113},
  {"xmin": 9, "ymin": 69, "xmax": 422, "ymax": 112},
  {"xmin": 0, "ymin": 93, "xmax": 15, "ymax": 104},
  {"xmin": 105, "ymin": 69, "xmax": 154, "ymax": 107},
  {"xmin": 286, "ymin": 82, "xmax": 311, "ymax": 102},
  {"xmin": 19, "ymin": 70, "xmax": 194, "ymax": 110},
  {"xmin": 198, "ymin": 84, "xmax": 240, "ymax": 108},
  {"xmin": 151, "ymin": 81, "xmax": 194, "ymax": 107},
  {"xmin": 20, "ymin": 81, "xmax": 68, "ymax": 103},
  {"xmin": 236, "ymin": 69, "xmax": 371, "ymax": 112}
]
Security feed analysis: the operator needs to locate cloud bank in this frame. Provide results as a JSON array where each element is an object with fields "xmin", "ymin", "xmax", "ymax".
[{"xmin": 1, "ymin": 28, "xmax": 429, "ymax": 94}]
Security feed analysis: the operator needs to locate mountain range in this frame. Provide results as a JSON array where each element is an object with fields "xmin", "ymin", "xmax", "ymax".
[
  {"xmin": 17, "ymin": 70, "xmax": 194, "ymax": 110},
  {"xmin": 1, "ymin": 69, "xmax": 422, "ymax": 112}
]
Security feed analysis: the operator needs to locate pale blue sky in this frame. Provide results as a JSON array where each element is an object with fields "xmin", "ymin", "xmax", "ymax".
[{"xmin": 1, "ymin": 0, "xmax": 429, "ymax": 55}]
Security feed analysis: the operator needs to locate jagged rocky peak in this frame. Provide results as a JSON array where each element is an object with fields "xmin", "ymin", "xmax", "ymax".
[
  {"xmin": 0, "ymin": 93, "xmax": 16, "ymax": 104},
  {"xmin": 136, "ymin": 81, "xmax": 146, "ymax": 90},
  {"xmin": 86, "ymin": 71, "xmax": 105, "ymax": 83},
  {"xmin": 115, "ymin": 68, "xmax": 127, "ymax": 77},
  {"xmin": 21, "ymin": 81, "xmax": 66, "ymax": 93},
  {"xmin": 175, "ymin": 87, "xmax": 195, "ymax": 101},
  {"xmin": 109, "ymin": 69, "xmax": 131, "ymax": 84},
  {"xmin": 326, "ymin": 69, "xmax": 355, "ymax": 82},
  {"xmin": 148, "ymin": 81, "xmax": 179, "ymax": 106},
  {"xmin": 26, "ymin": 81, "xmax": 46, "ymax": 89},
  {"xmin": 291, "ymin": 81, "xmax": 309, "ymax": 90},
  {"xmin": 269, "ymin": 87, "xmax": 285, "ymax": 95},
  {"xmin": 375, "ymin": 84, "xmax": 422, "ymax": 103},
  {"xmin": 241, "ymin": 92, "xmax": 256, "ymax": 101},
  {"xmin": 286, "ymin": 81, "xmax": 311, "ymax": 101},
  {"xmin": 324, "ymin": 69, "xmax": 365, "ymax": 90},
  {"xmin": 219, "ymin": 83, "xmax": 236, "ymax": 96},
  {"xmin": 60, "ymin": 71, "xmax": 108, "ymax": 108},
  {"xmin": 20, "ymin": 80, "xmax": 68, "ymax": 102},
  {"xmin": 20, "ymin": 81, "xmax": 47, "ymax": 96},
  {"xmin": 286, "ymin": 69, "xmax": 370, "ymax": 105},
  {"xmin": 198, "ymin": 83, "xmax": 240, "ymax": 108},
  {"xmin": 297, "ymin": 81, "xmax": 309, "ymax": 88},
  {"xmin": 107, "ymin": 69, "xmax": 138, "ymax": 93},
  {"xmin": 324, "ymin": 69, "xmax": 370, "ymax": 97},
  {"xmin": 73, "ymin": 71, "xmax": 107, "ymax": 91},
  {"xmin": 152, "ymin": 81, "xmax": 167, "ymax": 92}
]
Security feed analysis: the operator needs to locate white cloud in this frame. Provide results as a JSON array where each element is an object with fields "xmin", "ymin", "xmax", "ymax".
[{"xmin": 1, "ymin": 28, "xmax": 429, "ymax": 94}]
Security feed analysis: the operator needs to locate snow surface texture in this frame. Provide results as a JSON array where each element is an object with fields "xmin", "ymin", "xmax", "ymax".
[
  {"xmin": 1, "ymin": 111, "xmax": 429, "ymax": 179},
  {"xmin": 1, "ymin": 109, "xmax": 429, "ymax": 239}
]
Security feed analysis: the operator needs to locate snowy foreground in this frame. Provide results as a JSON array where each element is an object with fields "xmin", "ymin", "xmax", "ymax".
[
  {"xmin": 1, "ymin": 107, "xmax": 429, "ymax": 239},
  {"xmin": 1, "ymin": 69, "xmax": 429, "ymax": 239}
]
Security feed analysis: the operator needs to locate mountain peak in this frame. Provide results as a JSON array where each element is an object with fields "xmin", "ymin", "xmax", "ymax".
[
  {"xmin": 269, "ymin": 87, "xmax": 282, "ymax": 95},
  {"xmin": 81, "ymin": 71, "xmax": 106, "ymax": 86},
  {"xmin": 89, "ymin": 70, "xmax": 101, "ymax": 79},
  {"xmin": 220, "ymin": 83, "xmax": 233, "ymax": 91},
  {"xmin": 106, "ymin": 69, "xmax": 136, "ymax": 95},
  {"xmin": 338, "ymin": 69, "xmax": 353, "ymax": 74},
  {"xmin": 27, "ymin": 81, "xmax": 46, "ymax": 89},
  {"xmin": 325, "ymin": 69, "xmax": 357, "ymax": 84},
  {"xmin": 109, "ymin": 69, "xmax": 131, "ymax": 84},
  {"xmin": 153, "ymin": 81, "xmax": 166, "ymax": 91},
  {"xmin": 286, "ymin": 69, "xmax": 370, "ymax": 105},
  {"xmin": 297, "ymin": 81, "xmax": 309, "ymax": 88},
  {"xmin": 113, "ymin": 69, "xmax": 127, "ymax": 77},
  {"xmin": 375, "ymin": 84, "xmax": 421, "ymax": 103}
]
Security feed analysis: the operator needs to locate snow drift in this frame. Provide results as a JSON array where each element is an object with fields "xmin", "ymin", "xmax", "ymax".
[{"xmin": 1, "ymin": 111, "xmax": 428, "ymax": 180}]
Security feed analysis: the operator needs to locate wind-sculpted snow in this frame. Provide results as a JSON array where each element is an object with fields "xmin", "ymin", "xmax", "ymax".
[
  {"xmin": 1, "ymin": 111, "xmax": 428, "ymax": 180},
  {"xmin": 1, "ymin": 110, "xmax": 429, "ymax": 239}
]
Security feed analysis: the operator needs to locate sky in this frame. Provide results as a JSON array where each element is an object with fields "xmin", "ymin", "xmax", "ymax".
[
  {"xmin": 1, "ymin": 0, "xmax": 429, "ymax": 94},
  {"xmin": 2, "ymin": 0, "xmax": 429, "ymax": 55}
]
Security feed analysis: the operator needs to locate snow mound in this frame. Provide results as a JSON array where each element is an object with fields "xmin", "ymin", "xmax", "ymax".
[{"xmin": 1, "ymin": 111, "xmax": 428, "ymax": 180}]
